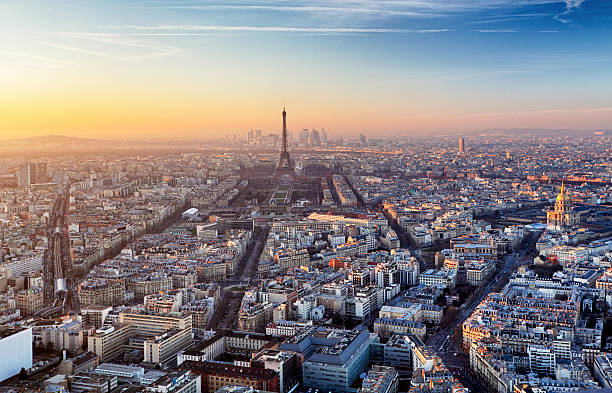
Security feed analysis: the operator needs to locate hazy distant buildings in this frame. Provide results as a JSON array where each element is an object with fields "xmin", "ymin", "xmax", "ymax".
[
  {"xmin": 17, "ymin": 162, "xmax": 47, "ymax": 186},
  {"xmin": 300, "ymin": 129, "xmax": 309, "ymax": 145},
  {"xmin": 310, "ymin": 129, "xmax": 321, "ymax": 146},
  {"xmin": 30, "ymin": 161, "xmax": 47, "ymax": 184}
]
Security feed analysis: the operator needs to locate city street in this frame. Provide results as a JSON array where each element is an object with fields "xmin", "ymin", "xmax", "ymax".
[
  {"xmin": 206, "ymin": 227, "xmax": 269, "ymax": 330},
  {"xmin": 425, "ymin": 230, "xmax": 543, "ymax": 390}
]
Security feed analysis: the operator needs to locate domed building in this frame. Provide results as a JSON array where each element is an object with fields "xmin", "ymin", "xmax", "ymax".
[{"xmin": 547, "ymin": 183, "xmax": 581, "ymax": 231}]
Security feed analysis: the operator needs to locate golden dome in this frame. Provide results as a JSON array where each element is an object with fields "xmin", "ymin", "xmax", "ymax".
[
  {"xmin": 556, "ymin": 183, "xmax": 568, "ymax": 200},
  {"xmin": 555, "ymin": 183, "xmax": 570, "ymax": 211}
]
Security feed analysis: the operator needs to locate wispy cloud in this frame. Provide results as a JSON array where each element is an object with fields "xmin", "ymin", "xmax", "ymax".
[
  {"xmin": 471, "ymin": 29, "xmax": 559, "ymax": 33},
  {"xmin": 554, "ymin": 0, "xmax": 587, "ymax": 23},
  {"xmin": 41, "ymin": 42, "xmax": 127, "ymax": 61},
  {"xmin": 57, "ymin": 33, "xmax": 181, "ymax": 60},
  {"xmin": 0, "ymin": 49, "xmax": 78, "ymax": 66},
  {"xmin": 42, "ymin": 34, "xmax": 182, "ymax": 63},
  {"xmin": 472, "ymin": 29, "xmax": 519, "ymax": 33},
  {"xmin": 61, "ymin": 32, "xmax": 236, "ymax": 37},
  {"xmin": 177, "ymin": 1, "xmax": 575, "ymax": 15},
  {"xmin": 156, "ymin": 4, "xmax": 434, "ymax": 17},
  {"xmin": 135, "ymin": 1, "xmax": 590, "ymax": 29},
  {"xmin": 106, "ymin": 24, "xmax": 450, "ymax": 34},
  {"xmin": 469, "ymin": 13, "xmax": 553, "ymax": 25}
]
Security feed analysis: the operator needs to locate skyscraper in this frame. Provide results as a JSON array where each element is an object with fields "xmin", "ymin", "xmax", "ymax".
[
  {"xmin": 17, "ymin": 162, "xmax": 47, "ymax": 186},
  {"xmin": 300, "ymin": 129, "xmax": 310, "ymax": 145},
  {"xmin": 458, "ymin": 138, "xmax": 465, "ymax": 154},
  {"xmin": 17, "ymin": 165, "xmax": 30, "ymax": 187},
  {"xmin": 310, "ymin": 129, "xmax": 321, "ymax": 147}
]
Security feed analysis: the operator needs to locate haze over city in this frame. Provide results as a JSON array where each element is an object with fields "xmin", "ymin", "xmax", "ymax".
[{"xmin": 1, "ymin": 0, "xmax": 612, "ymax": 139}]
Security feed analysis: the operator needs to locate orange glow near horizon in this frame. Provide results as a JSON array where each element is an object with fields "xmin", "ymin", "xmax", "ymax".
[
  {"xmin": 1, "ymin": 1, "xmax": 611, "ymax": 139},
  {"xmin": 2, "ymin": 90, "xmax": 612, "ymax": 140}
]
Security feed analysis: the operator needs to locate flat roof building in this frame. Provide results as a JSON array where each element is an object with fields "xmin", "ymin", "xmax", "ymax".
[{"xmin": 0, "ymin": 327, "xmax": 33, "ymax": 382}]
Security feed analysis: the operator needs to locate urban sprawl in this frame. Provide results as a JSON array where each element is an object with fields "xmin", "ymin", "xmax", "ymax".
[{"xmin": 1, "ymin": 119, "xmax": 611, "ymax": 393}]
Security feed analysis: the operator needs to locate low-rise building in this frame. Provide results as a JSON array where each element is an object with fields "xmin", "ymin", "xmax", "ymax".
[
  {"xmin": 358, "ymin": 366, "xmax": 398, "ymax": 393},
  {"xmin": 419, "ymin": 269, "xmax": 457, "ymax": 290}
]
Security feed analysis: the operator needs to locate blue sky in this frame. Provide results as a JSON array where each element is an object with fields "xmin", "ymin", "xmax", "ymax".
[{"xmin": 1, "ymin": 0, "xmax": 611, "ymax": 137}]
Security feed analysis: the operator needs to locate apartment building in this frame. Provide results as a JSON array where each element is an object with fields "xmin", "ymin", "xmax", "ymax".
[
  {"xmin": 144, "ymin": 328, "xmax": 193, "ymax": 367},
  {"xmin": 88, "ymin": 324, "xmax": 132, "ymax": 362},
  {"xmin": 358, "ymin": 366, "xmax": 398, "ymax": 393}
]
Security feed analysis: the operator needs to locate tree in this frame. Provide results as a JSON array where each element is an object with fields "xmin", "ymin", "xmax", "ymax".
[{"xmin": 18, "ymin": 367, "xmax": 28, "ymax": 380}]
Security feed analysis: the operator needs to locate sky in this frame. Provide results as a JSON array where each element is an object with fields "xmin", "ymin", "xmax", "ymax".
[{"xmin": 1, "ymin": 0, "xmax": 611, "ymax": 139}]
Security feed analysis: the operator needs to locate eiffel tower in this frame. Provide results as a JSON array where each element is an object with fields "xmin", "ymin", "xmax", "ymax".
[{"xmin": 274, "ymin": 107, "xmax": 296, "ymax": 180}]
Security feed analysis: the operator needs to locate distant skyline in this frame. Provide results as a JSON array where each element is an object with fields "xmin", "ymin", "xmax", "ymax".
[{"xmin": 1, "ymin": 0, "xmax": 611, "ymax": 138}]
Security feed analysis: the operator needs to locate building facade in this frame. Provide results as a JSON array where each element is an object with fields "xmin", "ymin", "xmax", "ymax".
[{"xmin": 547, "ymin": 184, "xmax": 581, "ymax": 231}]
